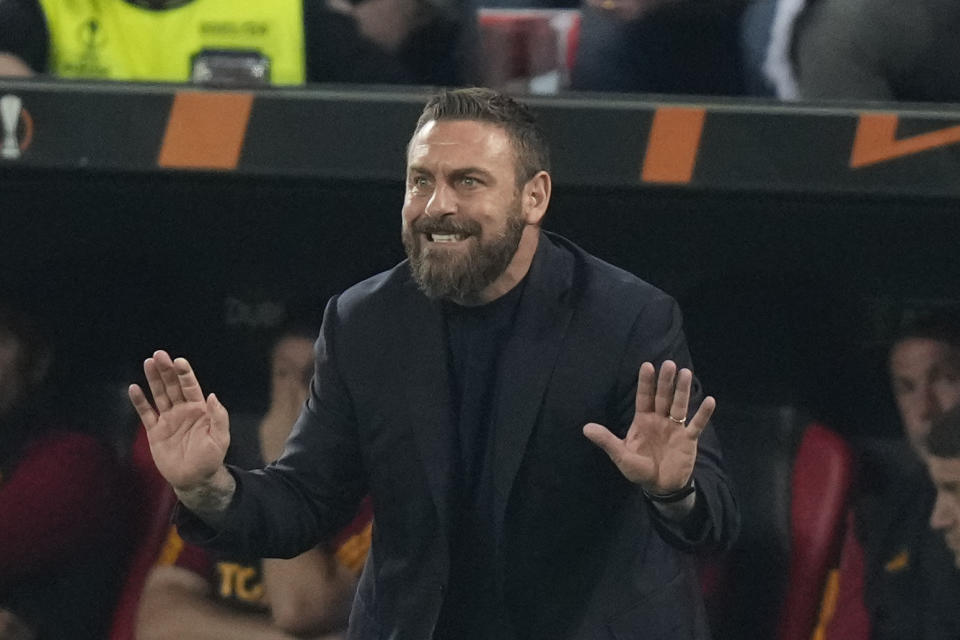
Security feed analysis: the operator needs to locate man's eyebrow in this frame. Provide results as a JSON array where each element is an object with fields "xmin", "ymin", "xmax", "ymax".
[
  {"xmin": 407, "ymin": 165, "xmax": 496, "ymax": 180},
  {"xmin": 450, "ymin": 167, "xmax": 495, "ymax": 179}
]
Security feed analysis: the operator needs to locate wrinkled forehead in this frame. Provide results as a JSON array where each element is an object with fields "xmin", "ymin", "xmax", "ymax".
[{"xmin": 890, "ymin": 338, "xmax": 960, "ymax": 374}]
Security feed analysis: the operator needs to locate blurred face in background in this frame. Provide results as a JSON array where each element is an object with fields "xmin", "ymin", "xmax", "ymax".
[
  {"xmin": 890, "ymin": 337, "xmax": 960, "ymax": 456},
  {"xmin": 271, "ymin": 336, "xmax": 315, "ymax": 395},
  {"xmin": 259, "ymin": 334, "xmax": 316, "ymax": 461},
  {"xmin": 929, "ymin": 454, "xmax": 960, "ymax": 567}
]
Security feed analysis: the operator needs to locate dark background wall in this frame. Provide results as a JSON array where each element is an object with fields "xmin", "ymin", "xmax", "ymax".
[{"xmin": 3, "ymin": 166, "xmax": 957, "ymax": 444}]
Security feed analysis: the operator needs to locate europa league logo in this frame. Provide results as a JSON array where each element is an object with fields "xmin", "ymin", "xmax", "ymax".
[{"xmin": 1, "ymin": 94, "xmax": 33, "ymax": 160}]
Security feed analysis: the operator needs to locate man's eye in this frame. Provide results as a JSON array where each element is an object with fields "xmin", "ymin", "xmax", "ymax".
[
  {"xmin": 461, "ymin": 177, "xmax": 478, "ymax": 187},
  {"xmin": 410, "ymin": 176, "xmax": 430, "ymax": 188}
]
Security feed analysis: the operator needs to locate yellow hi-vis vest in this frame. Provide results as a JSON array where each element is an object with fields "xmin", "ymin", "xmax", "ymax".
[{"xmin": 39, "ymin": 0, "xmax": 306, "ymax": 85}]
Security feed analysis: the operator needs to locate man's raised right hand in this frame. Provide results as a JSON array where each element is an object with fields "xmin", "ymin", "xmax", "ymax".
[{"xmin": 128, "ymin": 350, "xmax": 231, "ymax": 493}]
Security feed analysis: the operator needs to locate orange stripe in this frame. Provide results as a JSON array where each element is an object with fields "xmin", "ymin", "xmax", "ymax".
[
  {"xmin": 850, "ymin": 113, "xmax": 960, "ymax": 168},
  {"xmin": 810, "ymin": 568, "xmax": 840, "ymax": 640},
  {"xmin": 641, "ymin": 107, "xmax": 706, "ymax": 184},
  {"xmin": 158, "ymin": 91, "xmax": 254, "ymax": 170},
  {"xmin": 335, "ymin": 521, "xmax": 373, "ymax": 574},
  {"xmin": 156, "ymin": 525, "xmax": 184, "ymax": 566}
]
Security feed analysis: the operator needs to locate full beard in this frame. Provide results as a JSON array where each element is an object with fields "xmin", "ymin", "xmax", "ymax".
[{"xmin": 402, "ymin": 203, "xmax": 526, "ymax": 304}]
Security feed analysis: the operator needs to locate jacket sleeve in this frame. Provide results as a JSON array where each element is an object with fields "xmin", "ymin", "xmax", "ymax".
[
  {"xmin": 176, "ymin": 294, "xmax": 367, "ymax": 560},
  {"xmin": 614, "ymin": 292, "xmax": 740, "ymax": 553}
]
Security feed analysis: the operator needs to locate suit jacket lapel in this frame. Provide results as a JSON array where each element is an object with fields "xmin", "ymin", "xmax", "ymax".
[
  {"xmin": 492, "ymin": 233, "xmax": 575, "ymax": 537},
  {"xmin": 397, "ymin": 277, "xmax": 456, "ymax": 537}
]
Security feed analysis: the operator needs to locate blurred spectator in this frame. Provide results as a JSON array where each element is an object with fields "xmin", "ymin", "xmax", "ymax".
[
  {"xmin": 738, "ymin": 0, "xmax": 775, "ymax": 95},
  {"xmin": 570, "ymin": 0, "xmax": 746, "ymax": 95},
  {"xmin": 0, "ymin": 296, "xmax": 129, "ymax": 640},
  {"xmin": 928, "ymin": 404, "xmax": 960, "ymax": 570},
  {"xmin": 135, "ymin": 324, "xmax": 372, "ymax": 640},
  {"xmin": 765, "ymin": 0, "xmax": 960, "ymax": 102},
  {"xmin": 475, "ymin": 8, "xmax": 581, "ymax": 95},
  {"xmin": 828, "ymin": 311, "xmax": 960, "ymax": 639},
  {"xmin": 0, "ymin": 0, "xmax": 476, "ymax": 86}
]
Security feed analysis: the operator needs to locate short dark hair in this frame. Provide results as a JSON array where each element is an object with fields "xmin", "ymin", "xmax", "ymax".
[
  {"xmin": 411, "ymin": 87, "xmax": 551, "ymax": 186},
  {"xmin": 928, "ymin": 404, "xmax": 960, "ymax": 458},
  {"xmin": 892, "ymin": 308, "xmax": 960, "ymax": 353}
]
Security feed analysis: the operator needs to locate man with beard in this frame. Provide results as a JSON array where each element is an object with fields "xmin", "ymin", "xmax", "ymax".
[{"xmin": 128, "ymin": 87, "xmax": 739, "ymax": 639}]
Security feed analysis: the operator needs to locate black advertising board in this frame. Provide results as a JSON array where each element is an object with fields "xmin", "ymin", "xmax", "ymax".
[{"xmin": 2, "ymin": 80, "xmax": 960, "ymax": 198}]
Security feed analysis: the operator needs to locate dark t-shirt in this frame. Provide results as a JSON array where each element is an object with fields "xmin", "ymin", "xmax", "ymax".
[
  {"xmin": 0, "ymin": 0, "xmax": 474, "ymax": 85},
  {"xmin": 435, "ymin": 281, "xmax": 524, "ymax": 640}
]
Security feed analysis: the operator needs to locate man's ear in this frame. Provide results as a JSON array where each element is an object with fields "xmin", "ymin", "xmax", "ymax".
[{"xmin": 523, "ymin": 170, "xmax": 551, "ymax": 226}]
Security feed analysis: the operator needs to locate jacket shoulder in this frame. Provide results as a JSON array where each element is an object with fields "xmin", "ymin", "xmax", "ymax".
[
  {"xmin": 332, "ymin": 261, "xmax": 413, "ymax": 319},
  {"xmin": 551, "ymin": 234, "xmax": 673, "ymax": 312}
]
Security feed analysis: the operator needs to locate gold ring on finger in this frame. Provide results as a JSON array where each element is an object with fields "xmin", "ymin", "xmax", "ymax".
[{"xmin": 669, "ymin": 414, "xmax": 687, "ymax": 425}]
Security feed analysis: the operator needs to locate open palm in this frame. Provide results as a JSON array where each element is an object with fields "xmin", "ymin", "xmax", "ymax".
[
  {"xmin": 584, "ymin": 360, "xmax": 715, "ymax": 494},
  {"xmin": 128, "ymin": 350, "xmax": 230, "ymax": 491}
]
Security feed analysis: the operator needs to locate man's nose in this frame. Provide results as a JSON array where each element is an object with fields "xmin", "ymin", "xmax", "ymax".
[
  {"xmin": 425, "ymin": 181, "xmax": 456, "ymax": 217},
  {"xmin": 919, "ymin": 384, "xmax": 944, "ymax": 421}
]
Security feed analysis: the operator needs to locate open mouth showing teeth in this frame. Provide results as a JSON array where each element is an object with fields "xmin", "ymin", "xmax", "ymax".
[{"xmin": 429, "ymin": 233, "xmax": 468, "ymax": 243}]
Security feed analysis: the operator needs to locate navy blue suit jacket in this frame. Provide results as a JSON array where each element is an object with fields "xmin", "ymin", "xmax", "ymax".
[{"xmin": 181, "ymin": 231, "xmax": 739, "ymax": 639}]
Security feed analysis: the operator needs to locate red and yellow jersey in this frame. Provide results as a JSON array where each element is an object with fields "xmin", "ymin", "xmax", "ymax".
[{"xmin": 156, "ymin": 496, "xmax": 373, "ymax": 609}]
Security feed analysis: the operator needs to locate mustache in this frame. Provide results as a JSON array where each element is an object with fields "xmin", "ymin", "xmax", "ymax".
[{"xmin": 411, "ymin": 217, "xmax": 482, "ymax": 236}]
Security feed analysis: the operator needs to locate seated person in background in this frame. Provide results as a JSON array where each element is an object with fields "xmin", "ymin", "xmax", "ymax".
[
  {"xmin": 764, "ymin": 0, "xmax": 960, "ymax": 101},
  {"xmin": 832, "ymin": 311, "xmax": 960, "ymax": 639},
  {"xmin": 0, "ymin": 296, "xmax": 129, "ymax": 640},
  {"xmin": 570, "ymin": 0, "xmax": 746, "ymax": 95},
  {"xmin": 928, "ymin": 404, "xmax": 960, "ymax": 569},
  {"xmin": 136, "ymin": 323, "xmax": 372, "ymax": 640},
  {"xmin": 0, "ymin": 0, "xmax": 476, "ymax": 86}
]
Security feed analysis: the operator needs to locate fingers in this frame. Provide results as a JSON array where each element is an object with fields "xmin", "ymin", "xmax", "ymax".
[
  {"xmin": 669, "ymin": 368, "xmax": 693, "ymax": 422},
  {"xmin": 582, "ymin": 422, "xmax": 623, "ymax": 462},
  {"xmin": 128, "ymin": 384, "xmax": 158, "ymax": 430},
  {"xmin": 653, "ymin": 360, "xmax": 677, "ymax": 416},
  {"xmin": 634, "ymin": 362, "xmax": 656, "ymax": 414},
  {"xmin": 207, "ymin": 393, "xmax": 228, "ymax": 426},
  {"xmin": 583, "ymin": 422, "xmax": 655, "ymax": 485},
  {"xmin": 154, "ymin": 351, "xmax": 185, "ymax": 405},
  {"xmin": 140, "ymin": 350, "xmax": 203, "ymax": 412},
  {"xmin": 206, "ymin": 393, "xmax": 232, "ymax": 450},
  {"xmin": 174, "ymin": 357, "xmax": 205, "ymax": 403},
  {"xmin": 685, "ymin": 395, "xmax": 716, "ymax": 441},
  {"xmin": 143, "ymin": 356, "xmax": 171, "ymax": 412}
]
